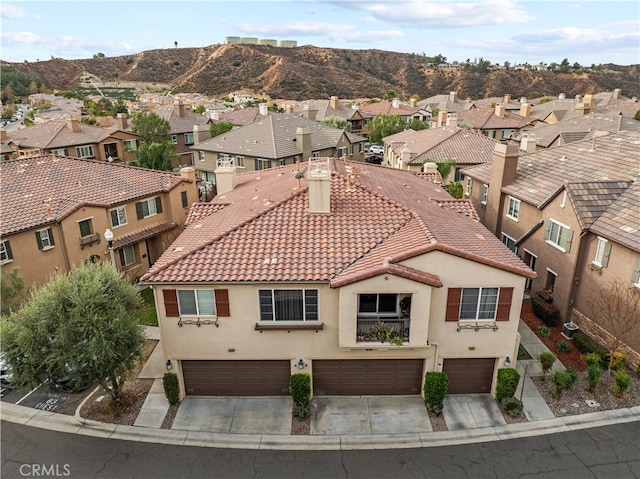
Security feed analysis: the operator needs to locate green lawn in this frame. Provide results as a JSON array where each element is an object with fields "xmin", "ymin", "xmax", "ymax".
[{"xmin": 138, "ymin": 287, "xmax": 158, "ymax": 326}]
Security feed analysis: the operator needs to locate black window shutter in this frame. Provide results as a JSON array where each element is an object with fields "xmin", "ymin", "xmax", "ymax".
[
  {"xmin": 136, "ymin": 202, "xmax": 144, "ymax": 220},
  {"xmin": 181, "ymin": 191, "xmax": 188, "ymax": 208},
  {"xmin": 48, "ymin": 228, "xmax": 55, "ymax": 246},
  {"xmin": 35, "ymin": 231, "xmax": 43, "ymax": 250},
  {"xmin": 110, "ymin": 209, "xmax": 118, "ymax": 226},
  {"xmin": 155, "ymin": 197, "xmax": 163, "ymax": 214}
]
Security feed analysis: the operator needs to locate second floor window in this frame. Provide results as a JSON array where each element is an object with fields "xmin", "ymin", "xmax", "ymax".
[
  {"xmin": 460, "ymin": 287, "xmax": 499, "ymax": 320},
  {"xmin": 546, "ymin": 219, "xmax": 573, "ymax": 252},
  {"xmin": 501, "ymin": 233, "xmax": 517, "ymax": 254},
  {"xmin": 1, "ymin": 240, "xmax": 13, "ymax": 263},
  {"xmin": 78, "ymin": 219, "xmax": 93, "ymax": 237},
  {"xmin": 481, "ymin": 184, "xmax": 488, "ymax": 205},
  {"xmin": 358, "ymin": 294, "xmax": 398, "ymax": 317},
  {"xmin": 36, "ymin": 227, "xmax": 55, "ymax": 250},
  {"xmin": 119, "ymin": 245, "xmax": 135, "ymax": 266},
  {"xmin": 236, "ymin": 156, "xmax": 245, "ymax": 168},
  {"xmin": 53, "ymin": 148, "xmax": 68, "ymax": 156},
  {"xmin": 170, "ymin": 135, "xmax": 178, "ymax": 144},
  {"xmin": 506, "ymin": 197, "xmax": 520, "ymax": 221},
  {"xmin": 76, "ymin": 145, "xmax": 94, "ymax": 158},
  {"xmin": 465, "ymin": 177, "xmax": 473, "ymax": 196},
  {"xmin": 123, "ymin": 139, "xmax": 138, "ymax": 152},
  {"xmin": 593, "ymin": 237, "xmax": 611, "ymax": 267},
  {"xmin": 181, "ymin": 191, "xmax": 188, "ymax": 208},
  {"xmin": 184, "ymin": 132, "xmax": 194, "ymax": 145},
  {"xmin": 255, "ymin": 159, "xmax": 272, "ymax": 170},
  {"xmin": 136, "ymin": 197, "xmax": 162, "ymax": 219},
  {"xmin": 110, "ymin": 207, "xmax": 127, "ymax": 228},
  {"xmin": 178, "ymin": 289, "xmax": 216, "ymax": 315},
  {"xmin": 259, "ymin": 289, "xmax": 318, "ymax": 321}
]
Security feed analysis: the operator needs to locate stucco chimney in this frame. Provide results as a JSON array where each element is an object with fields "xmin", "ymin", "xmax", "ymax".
[
  {"xmin": 117, "ymin": 113, "xmax": 128, "ymax": 130},
  {"xmin": 446, "ymin": 113, "xmax": 457, "ymax": 127},
  {"xmin": 519, "ymin": 103, "xmax": 531, "ymax": 118},
  {"xmin": 495, "ymin": 104, "xmax": 505, "ymax": 117},
  {"xmin": 193, "ymin": 124, "xmax": 211, "ymax": 144},
  {"xmin": 423, "ymin": 162, "xmax": 438, "ymax": 174},
  {"xmin": 302, "ymin": 105, "xmax": 317, "ymax": 121},
  {"xmin": 520, "ymin": 97, "xmax": 527, "ymax": 104},
  {"xmin": 583, "ymin": 94, "xmax": 595, "ymax": 110},
  {"xmin": 307, "ymin": 161, "xmax": 331, "ymax": 213},
  {"xmin": 503, "ymin": 94, "xmax": 511, "ymax": 104},
  {"xmin": 401, "ymin": 147, "xmax": 411, "ymax": 169},
  {"xmin": 259, "ymin": 103, "xmax": 269, "ymax": 116},
  {"xmin": 285, "ymin": 104, "xmax": 294, "ymax": 114},
  {"xmin": 180, "ymin": 166, "xmax": 196, "ymax": 182},
  {"xmin": 0, "ymin": 128, "xmax": 6, "ymax": 142},
  {"xmin": 214, "ymin": 158, "xmax": 237, "ymax": 195},
  {"xmin": 296, "ymin": 127, "xmax": 312, "ymax": 162},
  {"xmin": 330, "ymin": 96, "xmax": 339, "ymax": 110},
  {"xmin": 558, "ymin": 93, "xmax": 566, "ymax": 100},
  {"xmin": 613, "ymin": 88, "xmax": 621, "ymax": 100},
  {"xmin": 409, "ymin": 98, "xmax": 416, "ymax": 107},
  {"xmin": 520, "ymin": 133, "xmax": 537, "ymax": 153},
  {"xmin": 174, "ymin": 100, "xmax": 186, "ymax": 117},
  {"xmin": 66, "ymin": 118, "xmax": 80, "ymax": 132},
  {"xmin": 449, "ymin": 91, "xmax": 457, "ymax": 103},
  {"xmin": 209, "ymin": 110, "xmax": 220, "ymax": 121},
  {"xmin": 437, "ymin": 110, "xmax": 447, "ymax": 128},
  {"xmin": 392, "ymin": 98, "xmax": 400, "ymax": 109},
  {"xmin": 485, "ymin": 142, "xmax": 519, "ymax": 235}
]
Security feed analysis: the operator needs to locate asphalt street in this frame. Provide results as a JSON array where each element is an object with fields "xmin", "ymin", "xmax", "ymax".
[{"xmin": 2, "ymin": 420, "xmax": 639, "ymax": 479}]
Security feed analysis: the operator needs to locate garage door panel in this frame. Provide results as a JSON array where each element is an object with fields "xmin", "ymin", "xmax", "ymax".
[
  {"xmin": 442, "ymin": 358, "xmax": 495, "ymax": 394},
  {"xmin": 182, "ymin": 360, "xmax": 290, "ymax": 396},
  {"xmin": 313, "ymin": 359, "xmax": 423, "ymax": 396}
]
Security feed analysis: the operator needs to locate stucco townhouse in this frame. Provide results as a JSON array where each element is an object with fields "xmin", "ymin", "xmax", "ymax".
[{"xmin": 140, "ymin": 158, "xmax": 534, "ymax": 399}]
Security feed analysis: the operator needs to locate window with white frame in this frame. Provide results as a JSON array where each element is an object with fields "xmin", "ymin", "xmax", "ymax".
[
  {"xmin": 184, "ymin": 132, "xmax": 194, "ymax": 145},
  {"xmin": 236, "ymin": 156, "xmax": 245, "ymax": 168},
  {"xmin": 633, "ymin": 259, "xmax": 640, "ymax": 287},
  {"xmin": 501, "ymin": 233, "xmax": 518, "ymax": 254},
  {"xmin": 465, "ymin": 177, "xmax": 473, "ymax": 196},
  {"xmin": 75, "ymin": 145, "xmax": 94, "ymax": 158},
  {"xmin": 135, "ymin": 197, "xmax": 162, "ymax": 219},
  {"xmin": 1, "ymin": 240, "xmax": 13, "ymax": 263},
  {"xmin": 546, "ymin": 219, "xmax": 573, "ymax": 252},
  {"xmin": 506, "ymin": 196, "xmax": 520, "ymax": 221},
  {"xmin": 119, "ymin": 245, "xmax": 135, "ymax": 266},
  {"xmin": 258, "ymin": 289, "xmax": 318, "ymax": 321},
  {"xmin": 481, "ymin": 184, "xmax": 488, "ymax": 205},
  {"xmin": 593, "ymin": 237, "xmax": 611, "ymax": 267},
  {"xmin": 110, "ymin": 206, "xmax": 127, "ymax": 228},
  {"xmin": 53, "ymin": 148, "xmax": 68, "ymax": 156},
  {"xmin": 198, "ymin": 151, "xmax": 205, "ymax": 161},
  {"xmin": 177, "ymin": 289, "xmax": 216, "ymax": 315},
  {"xmin": 123, "ymin": 139, "xmax": 138, "ymax": 151},
  {"xmin": 170, "ymin": 134, "xmax": 178, "ymax": 144},
  {"xmin": 459, "ymin": 287, "xmax": 499, "ymax": 320},
  {"xmin": 36, "ymin": 228, "xmax": 55, "ymax": 250},
  {"xmin": 254, "ymin": 158, "xmax": 272, "ymax": 170}
]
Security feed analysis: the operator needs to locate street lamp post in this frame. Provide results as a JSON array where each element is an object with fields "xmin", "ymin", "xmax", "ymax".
[{"xmin": 104, "ymin": 228, "xmax": 116, "ymax": 269}]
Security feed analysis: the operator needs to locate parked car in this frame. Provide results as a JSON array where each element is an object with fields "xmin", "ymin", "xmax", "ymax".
[
  {"xmin": 364, "ymin": 153, "xmax": 382, "ymax": 164},
  {"xmin": 368, "ymin": 145, "xmax": 384, "ymax": 155},
  {"xmin": 0, "ymin": 354, "xmax": 14, "ymax": 396}
]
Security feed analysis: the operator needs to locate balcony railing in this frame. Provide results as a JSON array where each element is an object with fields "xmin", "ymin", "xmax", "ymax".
[
  {"xmin": 79, "ymin": 232, "xmax": 101, "ymax": 249},
  {"xmin": 356, "ymin": 318, "xmax": 410, "ymax": 344}
]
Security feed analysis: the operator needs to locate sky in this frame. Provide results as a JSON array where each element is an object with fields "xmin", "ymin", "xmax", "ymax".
[{"xmin": 1, "ymin": 1, "xmax": 639, "ymax": 67}]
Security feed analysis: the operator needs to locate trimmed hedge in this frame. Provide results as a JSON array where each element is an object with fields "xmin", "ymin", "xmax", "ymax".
[
  {"xmin": 500, "ymin": 397, "xmax": 523, "ymax": 417},
  {"xmin": 163, "ymin": 372, "xmax": 180, "ymax": 406},
  {"xmin": 530, "ymin": 297, "xmax": 560, "ymax": 326},
  {"xmin": 289, "ymin": 373, "xmax": 311, "ymax": 419},
  {"xmin": 573, "ymin": 331, "xmax": 610, "ymax": 368},
  {"xmin": 424, "ymin": 372, "xmax": 448, "ymax": 416},
  {"xmin": 496, "ymin": 368, "xmax": 520, "ymax": 403},
  {"xmin": 552, "ymin": 368, "xmax": 578, "ymax": 398}
]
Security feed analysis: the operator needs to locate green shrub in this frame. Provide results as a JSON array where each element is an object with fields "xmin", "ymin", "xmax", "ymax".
[
  {"xmin": 538, "ymin": 352, "xmax": 557, "ymax": 378},
  {"xmin": 587, "ymin": 364, "xmax": 602, "ymax": 393},
  {"xmin": 552, "ymin": 368, "xmax": 578, "ymax": 398},
  {"xmin": 496, "ymin": 368, "xmax": 521, "ymax": 403},
  {"xmin": 612, "ymin": 370, "xmax": 631, "ymax": 397},
  {"xmin": 610, "ymin": 352, "xmax": 627, "ymax": 371},
  {"xmin": 500, "ymin": 397, "xmax": 524, "ymax": 417},
  {"xmin": 424, "ymin": 372, "xmax": 448, "ymax": 416},
  {"xmin": 584, "ymin": 353, "xmax": 602, "ymax": 368},
  {"xmin": 162, "ymin": 372, "xmax": 180, "ymax": 406},
  {"xmin": 289, "ymin": 373, "xmax": 311, "ymax": 419},
  {"xmin": 573, "ymin": 332, "xmax": 610, "ymax": 366},
  {"xmin": 531, "ymin": 297, "xmax": 560, "ymax": 326},
  {"xmin": 557, "ymin": 340, "xmax": 571, "ymax": 353},
  {"xmin": 536, "ymin": 325, "xmax": 551, "ymax": 338}
]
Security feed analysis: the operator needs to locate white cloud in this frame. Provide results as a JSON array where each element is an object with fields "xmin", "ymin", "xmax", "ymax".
[{"xmin": 0, "ymin": 3, "xmax": 34, "ymax": 19}]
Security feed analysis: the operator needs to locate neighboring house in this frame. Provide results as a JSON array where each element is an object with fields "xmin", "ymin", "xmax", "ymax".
[
  {"xmin": 383, "ymin": 126, "xmax": 497, "ymax": 183},
  {"xmin": 474, "ymin": 94, "xmax": 527, "ymax": 113},
  {"xmin": 0, "ymin": 156, "xmax": 198, "ymax": 289},
  {"xmin": 190, "ymin": 113, "xmax": 367, "ymax": 185},
  {"xmin": 449, "ymin": 105, "xmax": 537, "ymax": 141},
  {"xmin": 27, "ymin": 94, "xmax": 84, "ymax": 123},
  {"xmin": 528, "ymin": 93, "xmax": 599, "ymax": 124},
  {"xmin": 461, "ymin": 131, "xmax": 640, "ymax": 364},
  {"xmin": 216, "ymin": 105, "xmax": 266, "ymax": 127},
  {"xmin": 2, "ymin": 117, "xmax": 140, "ymax": 164},
  {"xmin": 1, "ymin": 142, "xmax": 16, "ymax": 162},
  {"xmin": 140, "ymin": 159, "xmax": 534, "ymax": 399},
  {"xmin": 417, "ymin": 91, "xmax": 476, "ymax": 113},
  {"xmin": 152, "ymin": 101, "xmax": 211, "ymax": 168},
  {"xmin": 288, "ymin": 96, "xmax": 367, "ymax": 135},
  {"xmin": 358, "ymin": 99, "xmax": 431, "ymax": 137}
]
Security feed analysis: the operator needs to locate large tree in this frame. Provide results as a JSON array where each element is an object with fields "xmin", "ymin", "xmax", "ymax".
[
  {"xmin": 131, "ymin": 142, "xmax": 177, "ymax": 171},
  {"xmin": 1, "ymin": 262, "xmax": 146, "ymax": 403},
  {"xmin": 130, "ymin": 111, "xmax": 176, "ymax": 170},
  {"xmin": 210, "ymin": 120, "xmax": 235, "ymax": 138},
  {"xmin": 367, "ymin": 114, "xmax": 406, "ymax": 145},
  {"xmin": 322, "ymin": 115, "xmax": 351, "ymax": 131},
  {"xmin": 131, "ymin": 111, "xmax": 171, "ymax": 144}
]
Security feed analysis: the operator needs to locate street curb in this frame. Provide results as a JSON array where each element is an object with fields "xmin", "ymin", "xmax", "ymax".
[{"xmin": 2, "ymin": 401, "xmax": 639, "ymax": 451}]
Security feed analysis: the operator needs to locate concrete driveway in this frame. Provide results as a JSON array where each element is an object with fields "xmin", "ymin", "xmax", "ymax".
[
  {"xmin": 311, "ymin": 396, "xmax": 432, "ymax": 435},
  {"xmin": 171, "ymin": 396, "xmax": 293, "ymax": 435}
]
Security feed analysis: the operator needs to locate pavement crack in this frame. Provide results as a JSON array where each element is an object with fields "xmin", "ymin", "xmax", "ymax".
[{"xmin": 95, "ymin": 449, "xmax": 119, "ymax": 475}]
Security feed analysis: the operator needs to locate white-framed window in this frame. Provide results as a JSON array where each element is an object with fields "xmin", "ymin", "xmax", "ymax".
[
  {"xmin": 460, "ymin": 287, "xmax": 499, "ymax": 320},
  {"xmin": 501, "ymin": 233, "xmax": 518, "ymax": 254},
  {"xmin": 119, "ymin": 245, "xmax": 135, "ymax": 266},
  {"xmin": 176, "ymin": 290, "xmax": 216, "ymax": 315},
  {"xmin": 36, "ymin": 227, "xmax": 55, "ymax": 250},
  {"xmin": 75, "ymin": 145, "xmax": 94, "ymax": 158},
  {"xmin": 78, "ymin": 218, "xmax": 93, "ymax": 237},
  {"xmin": 123, "ymin": 139, "xmax": 138, "ymax": 151},
  {"xmin": 110, "ymin": 206, "xmax": 128, "ymax": 228},
  {"xmin": 136, "ymin": 197, "xmax": 162, "ymax": 219},
  {"xmin": 465, "ymin": 177, "xmax": 473, "ymax": 196},
  {"xmin": 506, "ymin": 196, "xmax": 520, "ymax": 221},
  {"xmin": 593, "ymin": 237, "xmax": 612, "ymax": 267},
  {"xmin": 279, "ymin": 159, "xmax": 286, "ymax": 166},
  {"xmin": 358, "ymin": 294, "xmax": 398, "ymax": 317},
  {"xmin": 170, "ymin": 134, "xmax": 178, "ymax": 144},
  {"xmin": 480, "ymin": 184, "xmax": 488, "ymax": 205},
  {"xmin": 53, "ymin": 148, "xmax": 68, "ymax": 156},
  {"xmin": 198, "ymin": 151, "xmax": 205, "ymax": 162},
  {"xmin": 546, "ymin": 219, "xmax": 573, "ymax": 252},
  {"xmin": 312, "ymin": 152, "xmax": 320, "ymax": 158},
  {"xmin": 184, "ymin": 132, "xmax": 194, "ymax": 145},
  {"xmin": 1, "ymin": 240, "xmax": 13, "ymax": 263},
  {"xmin": 633, "ymin": 259, "xmax": 640, "ymax": 287},
  {"xmin": 236, "ymin": 156, "xmax": 245, "ymax": 168},
  {"xmin": 255, "ymin": 158, "xmax": 272, "ymax": 170},
  {"xmin": 258, "ymin": 289, "xmax": 318, "ymax": 321}
]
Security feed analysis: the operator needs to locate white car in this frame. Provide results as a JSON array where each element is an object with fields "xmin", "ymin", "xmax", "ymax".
[{"xmin": 368, "ymin": 145, "xmax": 384, "ymax": 155}]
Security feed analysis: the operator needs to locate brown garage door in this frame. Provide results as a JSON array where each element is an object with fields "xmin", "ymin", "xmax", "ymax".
[
  {"xmin": 182, "ymin": 360, "xmax": 290, "ymax": 396},
  {"xmin": 442, "ymin": 358, "xmax": 495, "ymax": 394},
  {"xmin": 313, "ymin": 359, "xmax": 423, "ymax": 395}
]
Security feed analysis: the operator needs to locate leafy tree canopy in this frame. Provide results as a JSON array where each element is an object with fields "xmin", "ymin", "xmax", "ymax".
[
  {"xmin": 0, "ymin": 65, "xmax": 42, "ymax": 103},
  {"xmin": 131, "ymin": 111, "xmax": 171, "ymax": 144},
  {"xmin": 406, "ymin": 118, "xmax": 429, "ymax": 131},
  {"xmin": 210, "ymin": 121, "xmax": 234, "ymax": 138},
  {"xmin": 0, "ymin": 268, "xmax": 26, "ymax": 316},
  {"xmin": 367, "ymin": 114, "xmax": 406, "ymax": 145},
  {"xmin": 322, "ymin": 115, "xmax": 351, "ymax": 131},
  {"xmin": 131, "ymin": 141, "xmax": 177, "ymax": 171},
  {"xmin": 1, "ymin": 262, "xmax": 146, "ymax": 402}
]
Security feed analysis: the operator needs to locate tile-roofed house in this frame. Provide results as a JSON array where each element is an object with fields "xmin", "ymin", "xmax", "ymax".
[
  {"xmin": 288, "ymin": 96, "xmax": 367, "ymax": 135},
  {"xmin": 0, "ymin": 156, "xmax": 198, "ymax": 290},
  {"xmin": 417, "ymin": 91, "xmax": 476, "ymax": 113},
  {"xmin": 190, "ymin": 112, "xmax": 367, "ymax": 187},
  {"xmin": 140, "ymin": 158, "xmax": 534, "ymax": 399},
  {"xmin": 358, "ymin": 98, "xmax": 430, "ymax": 129},
  {"xmin": 451, "ymin": 105, "xmax": 537, "ymax": 141},
  {"xmin": 461, "ymin": 132, "xmax": 640, "ymax": 365},
  {"xmin": 217, "ymin": 106, "xmax": 264, "ymax": 127}
]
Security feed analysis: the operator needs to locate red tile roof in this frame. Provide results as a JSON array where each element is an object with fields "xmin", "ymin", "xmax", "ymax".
[
  {"xmin": 141, "ymin": 159, "xmax": 534, "ymax": 284},
  {"xmin": 113, "ymin": 222, "xmax": 178, "ymax": 249}
]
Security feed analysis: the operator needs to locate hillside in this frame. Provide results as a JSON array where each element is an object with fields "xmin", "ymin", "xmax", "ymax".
[{"xmin": 4, "ymin": 44, "xmax": 639, "ymax": 101}]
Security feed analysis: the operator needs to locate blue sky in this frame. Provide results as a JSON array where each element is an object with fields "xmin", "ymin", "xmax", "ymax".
[{"xmin": 1, "ymin": 1, "xmax": 639, "ymax": 66}]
